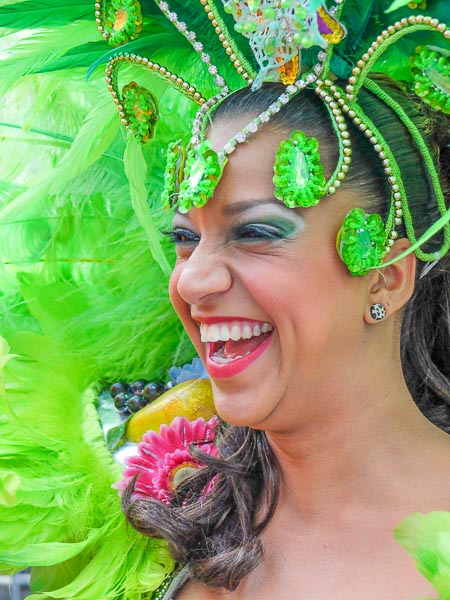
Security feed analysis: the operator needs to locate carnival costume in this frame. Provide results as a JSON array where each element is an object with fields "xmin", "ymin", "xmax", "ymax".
[{"xmin": 0, "ymin": 0, "xmax": 449, "ymax": 598}]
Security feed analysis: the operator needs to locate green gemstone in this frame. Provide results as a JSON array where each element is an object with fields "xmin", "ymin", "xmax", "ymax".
[
  {"xmin": 293, "ymin": 148, "xmax": 310, "ymax": 188},
  {"xmin": 248, "ymin": 0, "xmax": 260, "ymax": 10},
  {"xmin": 264, "ymin": 38, "xmax": 276, "ymax": 56},
  {"xmin": 223, "ymin": 1, "xmax": 233, "ymax": 13},
  {"xmin": 262, "ymin": 7, "xmax": 276, "ymax": 18},
  {"xmin": 294, "ymin": 6, "xmax": 307, "ymax": 18},
  {"xmin": 242, "ymin": 21, "xmax": 257, "ymax": 33},
  {"xmin": 425, "ymin": 65, "xmax": 450, "ymax": 96},
  {"xmin": 189, "ymin": 155, "xmax": 206, "ymax": 190},
  {"xmin": 355, "ymin": 228, "xmax": 373, "ymax": 259}
]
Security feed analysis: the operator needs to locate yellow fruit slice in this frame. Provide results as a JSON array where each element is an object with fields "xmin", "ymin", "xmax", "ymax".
[{"xmin": 126, "ymin": 378, "xmax": 216, "ymax": 442}]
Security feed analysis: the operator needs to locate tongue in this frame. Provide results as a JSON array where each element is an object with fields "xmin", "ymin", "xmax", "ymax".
[{"xmin": 223, "ymin": 332, "xmax": 271, "ymax": 359}]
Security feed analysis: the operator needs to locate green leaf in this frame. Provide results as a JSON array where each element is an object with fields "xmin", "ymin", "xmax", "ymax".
[{"xmin": 106, "ymin": 419, "xmax": 129, "ymax": 452}]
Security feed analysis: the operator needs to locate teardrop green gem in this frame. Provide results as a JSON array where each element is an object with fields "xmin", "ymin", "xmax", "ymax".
[
  {"xmin": 293, "ymin": 148, "xmax": 310, "ymax": 188},
  {"xmin": 425, "ymin": 65, "xmax": 450, "ymax": 95},
  {"xmin": 189, "ymin": 155, "xmax": 206, "ymax": 191},
  {"xmin": 248, "ymin": 0, "xmax": 261, "ymax": 10}
]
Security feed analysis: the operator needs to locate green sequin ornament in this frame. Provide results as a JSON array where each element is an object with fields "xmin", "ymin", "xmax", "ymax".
[
  {"xmin": 337, "ymin": 208, "xmax": 387, "ymax": 276},
  {"xmin": 122, "ymin": 82, "xmax": 159, "ymax": 143},
  {"xmin": 410, "ymin": 46, "xmax": 450, "ymax": 114},
  {"xmin": 162, "ymin": 141, "xmax": 186, "ymax": 210},
  {"xmin": 273, "ymin": 130, "xmax": 326, "ymax": 208},
  {"xmin": 177, "ymin": 141, "xmax": 227, "ymax": 214},
  {"xmin": 101, "ymin": 0, "xmax": 143, "ymax": 46}
]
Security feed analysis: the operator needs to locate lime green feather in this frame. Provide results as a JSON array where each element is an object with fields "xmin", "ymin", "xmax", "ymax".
[
  {"xmin": 0, "ymin": 1, "xmax": 92, "ymax": 27},
  {"xmin": 395, "ymin": 512, "xmax": 450, "ymax": 599},
  {"xmin": 0, "ymin": 21, "xmax": 100, "ymax": 97},
  {"xmin": 124, "ymin": 134, "xmax": 171, "ymax": 275},
  {"xmin": 0, "ymin": 336, "xmax": 174, "ymax": 597}
]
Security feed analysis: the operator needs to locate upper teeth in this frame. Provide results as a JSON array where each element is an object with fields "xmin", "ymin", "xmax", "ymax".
[{"xmin": 200, "ymin": 321, "xmax": 273, "ymax": 343}]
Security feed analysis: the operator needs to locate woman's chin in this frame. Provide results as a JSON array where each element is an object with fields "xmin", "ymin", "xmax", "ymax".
[{"xmin": 211, "ymin": 384, "xmax": 274, "ymax": 429}]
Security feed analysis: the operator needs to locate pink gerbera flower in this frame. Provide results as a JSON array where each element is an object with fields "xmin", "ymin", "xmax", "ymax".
[{"xmin": 116, "ymin": 415, "xmax": 219, "ymax": 505}]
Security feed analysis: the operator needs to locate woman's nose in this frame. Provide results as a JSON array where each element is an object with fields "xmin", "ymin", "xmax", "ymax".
[{"xmin": 174, "ymin": 245, "xmax": 232, "ymax": 306}]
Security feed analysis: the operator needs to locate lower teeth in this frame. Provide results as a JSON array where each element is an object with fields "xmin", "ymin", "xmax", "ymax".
[{"xmin": 211, "ymin": 351, "xmax": 250, "ymax": 364}]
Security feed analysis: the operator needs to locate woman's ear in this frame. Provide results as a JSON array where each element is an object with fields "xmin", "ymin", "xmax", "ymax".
[{"xmin": 364, "ymin": 238, "xmax": 416, "ymax": 324}]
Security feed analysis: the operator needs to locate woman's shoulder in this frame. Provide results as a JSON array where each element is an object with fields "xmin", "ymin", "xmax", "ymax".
[{"xmin": 151, "ymin": 511, "xmax": 450, "ymax": 599}]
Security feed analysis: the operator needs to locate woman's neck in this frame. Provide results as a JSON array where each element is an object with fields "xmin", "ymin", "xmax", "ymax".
[{"xmin": 265, "ymin": 358, "xmax": 449, "ymax": 524}]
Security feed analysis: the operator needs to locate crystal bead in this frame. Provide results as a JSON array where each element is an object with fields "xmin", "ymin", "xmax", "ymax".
[{"xmin": 224, "ymin": 142, "xmax": 236, "ymax": 154}]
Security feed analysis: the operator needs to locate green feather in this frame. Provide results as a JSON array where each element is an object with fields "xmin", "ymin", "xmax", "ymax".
[
  {"xmin": 0, "ymin": 1, "xmax": 92, "ymax": 27},
  {"xmin": 124, "ymin": 134, "xmax": 171, "ymax": 275},
  {"xmin": 0, "ymin": 21, "xmax": 100, "ymax": 96},
  {"xmin": 385, "ymin": 0, "xmax": 412, "ymax": 13},
  {"xmin": 395, "ymin": 512, "xmax": 450, "ymax": 597}
]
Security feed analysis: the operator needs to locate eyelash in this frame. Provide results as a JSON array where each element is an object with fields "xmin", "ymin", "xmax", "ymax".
[
  {"xmin": 161, "ymin": 228, "xmax": 199, "ymax": 244},
  {"xmin": 233, "ymin": 222, "xmax": 287, "ymax": 241},
  {"xmin": 162, "ymin": 222, "xmax": 287, "ymax": 246}
]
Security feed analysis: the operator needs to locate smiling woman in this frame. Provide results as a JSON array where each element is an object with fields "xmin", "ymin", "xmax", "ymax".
[
  {"xmin": 122, "ymin": 67, "xmax": 450, "ymax": 597},
  {"xmin": 123, "ymin": 16, "xmax": 450, "ymax": 600},
  {"xmin": 1, "ymin": 1, "xmax": 449, "ymax": 600}
]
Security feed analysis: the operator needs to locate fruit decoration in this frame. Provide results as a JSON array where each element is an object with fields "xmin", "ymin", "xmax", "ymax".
[
  {"xmin": 109, "ymin": 378, "xmax": 167, "ymax": 414},
  {"xmin": 126, "ymin": 378, "xmax": 216, "ymax": 443}
]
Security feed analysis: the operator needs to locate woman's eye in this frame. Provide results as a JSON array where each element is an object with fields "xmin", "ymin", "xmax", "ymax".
[
  {"xmin": 235, "ymin": 224, "xmax": 286, "ymax": 241},
  {"xmin": 162, "ymin": 228, "xmax": 200, "ymax": 244}
]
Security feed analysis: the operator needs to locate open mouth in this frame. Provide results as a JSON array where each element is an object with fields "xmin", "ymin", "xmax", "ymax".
[{"xmin": 200, "ymin": 320, "xmax": 274, "ymax": 365}]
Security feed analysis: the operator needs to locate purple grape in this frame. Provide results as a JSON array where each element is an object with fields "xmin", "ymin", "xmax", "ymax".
[
  {"xmin": 114, "ymin": 392, "xmax": 131, "ymax": 413},
  {"xmin": 110, "ymin": 381, "xmax": 130, "ymax": 398},
  {"xmin": 127, "ymin": 394, "xmax": 148, "ymax": 413},
  {"xmin": 130, "ymin": 379, "xmax": 148, "ymax": 395},
  {"xmin": 143, "ymin": 381, "xmax": 166, "ymax": 402}
]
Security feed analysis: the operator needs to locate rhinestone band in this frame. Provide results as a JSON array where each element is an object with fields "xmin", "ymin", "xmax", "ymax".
[
  {"xmin": 156, "ymin": 0, "xmax": 229, "ymax": 92},
  {"xmin": 199, "ymin": 0, "xmax": 255, "ymax": 84}
]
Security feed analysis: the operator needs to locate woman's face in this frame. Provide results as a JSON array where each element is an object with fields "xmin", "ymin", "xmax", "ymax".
[{"xmin": 169, "ymin": 117, "xmax": 371, "ymax": 432}]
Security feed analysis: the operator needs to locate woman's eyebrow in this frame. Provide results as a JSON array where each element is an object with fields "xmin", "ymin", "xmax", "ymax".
[{"xmin": 221, "ymin": 198, "xmax": 286, "ymax": 216}]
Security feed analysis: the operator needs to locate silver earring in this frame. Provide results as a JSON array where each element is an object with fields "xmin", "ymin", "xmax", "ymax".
[{"xmin": 370, "ymin": 303, "xmax": 386, "ymax": 320}]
